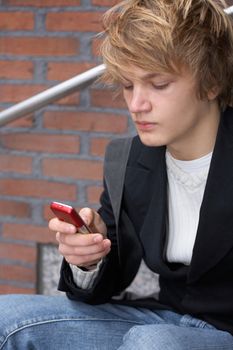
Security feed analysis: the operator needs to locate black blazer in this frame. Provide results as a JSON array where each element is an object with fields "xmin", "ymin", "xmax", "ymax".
[{"xmin": 59, "ymin": 106, "xmax": 233, "ymax": 335}]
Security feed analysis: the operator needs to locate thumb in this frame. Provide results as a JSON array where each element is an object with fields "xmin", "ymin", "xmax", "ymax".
[
  {"xmin": 79, "ymin": 207, "xmax": 94, "ymax": 227},
  {"xmin": 79, "ymin": 207, "xmax": 107, "ymax": 236}
]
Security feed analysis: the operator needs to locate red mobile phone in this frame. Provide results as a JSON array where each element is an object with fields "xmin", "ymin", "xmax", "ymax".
[{"xmin": 50, "ymin": 201, "xmax": 92, "ymax": 234}]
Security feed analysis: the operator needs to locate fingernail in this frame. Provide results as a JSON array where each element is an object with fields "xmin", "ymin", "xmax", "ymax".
[
  {"xmin": 103, "ymin": 239, "xmax": 111, "ymax": 248},
  {"xmin": 93, "ymin": 234, "xmax": 103, "ymax": 243},
  {"xmin": 69, "ymin": 225, "xmax": 77, "ymax": 234}
]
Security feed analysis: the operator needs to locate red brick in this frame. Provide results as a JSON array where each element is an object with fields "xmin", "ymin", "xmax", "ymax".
[
  {"xmin": 43, "ymin": 158, "xmax": 103, "ymax": 181},
  {"xmin": 46, "ymin": 12, "xmax": 103, "ymax": 32},
  {"xmin": 5, "ymin": 0, "xmax": 80, "ymax": 6},
  {"xmin": 0, "ymin": 264, "xmax": 35, "ymax": 283},
  {"xmin": 0, "ymin": 242, "xmax": 36, "ymax": 263},
  {"xmin": 0, "ymin": 200, "xmax": 30, "ymax": 218},
  {"xmin": 44, "ymin": 203, "xmax": 56, "ymax": 222},
  {"xmin": 92, "ymin": 0, "xmax": 118, "ymax": 5},
  {"xmin": 0, "ymin": 37, "xmax": 79, "ymax": 56},
  {"xmin": 0, "ymin": 86, "xmax": 79, "ymax": 109},
  {"xmin": 87, "ymin": 186, "xmax": 103, "ymax": 203},
  {"xmin": 47, "ymin": 62, "xmax": 95, "ymax": 81},
  {"xmin": 43, "ymin": 111, "xmax": 127, "ymax": 134},
  {"xmin": 1, "ymin": 133, "xmax": 80, "ymax": 154},
  {"xmin": 0, "ymin": 154, "xmax": 32, "ymax": 174},
  {"xmin": 2, "ymin": 223, "xmax": 57, "ymax": 244},
  {"xmin": 91, "ymin": 89, "xmax": 127, "ymax": 109},
  {"xmin": 55, "ymin": 92, "xmax": 80, "ymax": 106},
  {"xmin": 0, "ymin": 12, "xmax": 34, "ymax": 30},
  {"xmin": 0, "ymin": 85, "xmax": 80, "ymax": 108},
  {"xmin": 7, "ymin": 115, "xmax": 34, "ymax": 128},
  {"xmin": 0, "ymin": 285, "xmax": 35, "ymax": 294},
  {"xmin": 0, "ymin": 179, "xmax": 77, "ymax": 200},
  {"xmin": 0, "ymin": 60, "xmax": 33, "ymax": 80},
  {"xmin": 0, "ymin": 84, "xmax": 48, "ymax": 103},
  {"xmin": 90, "ymin": 138, "xmax": 110, "ymax": 157}
]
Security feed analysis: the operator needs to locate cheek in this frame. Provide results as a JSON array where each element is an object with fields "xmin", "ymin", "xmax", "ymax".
[{"xmin": 161, "ymin": 94, "xmax": 194, "ymax": 122}]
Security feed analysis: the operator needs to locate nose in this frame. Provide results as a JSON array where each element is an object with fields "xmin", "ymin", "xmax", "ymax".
[{"xmin": 126, "ymin": 86, "xmax": 152, "ymax": 114}]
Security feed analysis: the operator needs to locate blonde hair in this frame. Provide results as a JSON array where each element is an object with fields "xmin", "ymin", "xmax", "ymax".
[{"xmin": 100, "ymin": 0, "xmax": 233, "ymax": 108}]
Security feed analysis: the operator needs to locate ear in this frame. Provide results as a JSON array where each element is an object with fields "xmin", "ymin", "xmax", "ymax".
[{"xmin": 207, "ymin": 86, "xmax": 220, "ymax": 101}]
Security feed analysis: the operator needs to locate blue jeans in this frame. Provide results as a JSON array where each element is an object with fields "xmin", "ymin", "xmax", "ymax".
[{"xmin": 0, "ymin": 294, "xmax": 232, "ymax": 349}]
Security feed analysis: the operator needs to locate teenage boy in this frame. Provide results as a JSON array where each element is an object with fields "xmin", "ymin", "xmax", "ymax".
[{"xmin": 0, "ymin": 1, "xmax": 233, "ymax": 349}]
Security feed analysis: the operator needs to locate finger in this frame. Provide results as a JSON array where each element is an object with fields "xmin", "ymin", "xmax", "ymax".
[
  {"xmin": 49, "ymin": 217, "xmax": 76, "ymax": 234},
  {"xmin": 64, "ymin": 245, "xmax": 111, "ymax": 266},
  {"xmin": 58, "ymin": 239, "xmax": 111, "ymax": 257},
  {"xmin": 56, "ymin": 232, "xmax": 105, "ymax": 247}
]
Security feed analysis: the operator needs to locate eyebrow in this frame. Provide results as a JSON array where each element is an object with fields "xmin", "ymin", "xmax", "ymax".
[
  {"xmin": 139, "ymin": 73, "xmax": 161, "ymax": 79},
  {"xmin": 120, "ymin": 72, "xmax": 165, "ymax": 82}
]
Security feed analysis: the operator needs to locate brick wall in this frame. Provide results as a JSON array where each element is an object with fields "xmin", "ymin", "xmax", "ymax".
[{"xmin": 0, "ymin": 0, "xmax": 134, "ymax": 294}]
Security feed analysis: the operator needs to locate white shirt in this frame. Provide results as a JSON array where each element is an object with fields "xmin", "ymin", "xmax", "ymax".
[{"xmin": 165, "ymin": 151, "xmax": 212, "ymax": 265}]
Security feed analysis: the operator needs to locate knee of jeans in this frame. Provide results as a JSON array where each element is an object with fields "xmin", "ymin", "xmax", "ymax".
[{"xmin": 122, "ymin": 324, "xmax": 178, "ymax": 350}]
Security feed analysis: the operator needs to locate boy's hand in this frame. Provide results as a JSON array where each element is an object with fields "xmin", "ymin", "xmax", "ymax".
[{"xmin": 49, "ymin": 208, "xmax": 111, "ymax": 268}]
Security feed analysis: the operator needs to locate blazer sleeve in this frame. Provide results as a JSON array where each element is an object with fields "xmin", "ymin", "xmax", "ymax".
[
  {"xmin": 58, "ymin": 137, "xmax": 140, "ymax": 304},
  {"xmin": 58, "ymin": 180, "xmax": 126, "ymax": 304}
]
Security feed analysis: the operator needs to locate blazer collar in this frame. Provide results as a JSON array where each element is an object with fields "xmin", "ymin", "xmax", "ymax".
[{"xmin": 134, "ymin": 143, "xmax": 170, "ymax": 273}]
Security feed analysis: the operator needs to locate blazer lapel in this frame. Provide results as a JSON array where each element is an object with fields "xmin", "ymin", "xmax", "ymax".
[
  {"xmin": 124, "ymin": 141, "xmax": 166, "ymax": 229},
  {"xmin": 133, "ymin": 145, "xmax": 169, "ymax": 272},
  {"xmin": 104, "ymin": 137, "xmax": 133, "ymax": 224},
  {"xmin": 189, "ymin": 107, "xmax": 233, "ymax": 282}
]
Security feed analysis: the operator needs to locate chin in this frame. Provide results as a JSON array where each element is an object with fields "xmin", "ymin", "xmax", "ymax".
[{"xmin": 138, "ymin": 133, "xmax": 165, "ymax": 147}]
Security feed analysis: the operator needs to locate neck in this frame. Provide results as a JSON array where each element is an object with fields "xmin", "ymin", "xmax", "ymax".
[{"xmin": 167, "ymin": 101, "xmax": 221, "ymax": 161}]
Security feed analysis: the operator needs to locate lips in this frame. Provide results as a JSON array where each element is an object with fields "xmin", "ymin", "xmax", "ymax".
[{"xmin": 135, "ymin": 121, "xmax": 157, "ymax": 131}]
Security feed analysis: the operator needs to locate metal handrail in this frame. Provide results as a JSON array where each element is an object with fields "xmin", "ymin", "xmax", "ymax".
[
  {"xmin": 0, "ymin": 64, "xmax": 106, "ymax": 126},
  {"xmin": 0, "ymin": 5, "xmax": 232, "ymax": 127}
]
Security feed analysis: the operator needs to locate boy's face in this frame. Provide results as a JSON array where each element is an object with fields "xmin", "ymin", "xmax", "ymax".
[{"xmin": 121, "ymin": 65, "xmax": 220, "ymax": 159}]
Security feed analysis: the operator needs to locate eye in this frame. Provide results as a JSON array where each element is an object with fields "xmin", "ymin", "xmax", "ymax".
[
  {"xmin": 152, "ymin": 82, "xmax": 170, "ymax": 90},
  {"xmin": 120, "ymin": 78, "xmax": 133, "ymax": 91},
  {"xmin": 122, "ymin": 84, "xmax": 133, "ymax": 91}
]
